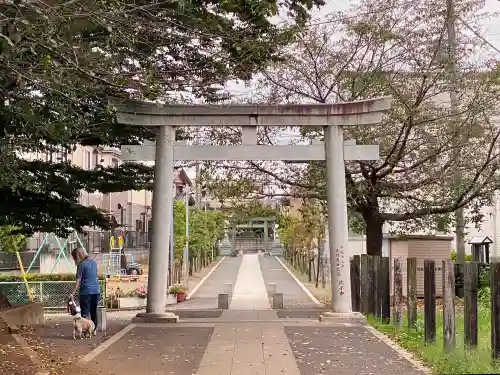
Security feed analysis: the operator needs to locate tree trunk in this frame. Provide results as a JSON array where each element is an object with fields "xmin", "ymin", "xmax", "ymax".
[
  {"xmin": 364, "ymin": 215, "xmax": 384, "ymax": 256},
  {"xmin": 308, "ymin": 256, "xmax": 312, "ymax": 282}
]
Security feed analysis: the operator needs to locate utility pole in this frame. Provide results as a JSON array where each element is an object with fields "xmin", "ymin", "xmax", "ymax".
[
  {"xmin": 194, "ymin": 163, "xmax": 201, "ymax": 209},
  {"xmin": 447, "ymin": 0, "xmax": 465, "ymax": 263},
  {"xmin": 184, "ymin": 184, "xmax": 189, "ymax": 287}
]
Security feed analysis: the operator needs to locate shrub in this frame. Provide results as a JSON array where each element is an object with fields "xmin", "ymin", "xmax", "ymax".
[
  {"xmin": 0, "ymin": 273, "xmax": 105, "ymax": 282},
  {"xmin": 450, "ymin": 250, "xmax": 472, "ymax": 261},
  {"xmin": 168, "ymin": 283, "xmax": 185, "ymax": 294},
  {"xmin": 478, "ymin": 286, "xmax": 491, "ymax": 305}
]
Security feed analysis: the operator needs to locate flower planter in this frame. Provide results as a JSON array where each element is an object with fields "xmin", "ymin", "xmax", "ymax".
[
  {"xmin": 166, "ymin": 294, "xmax": 177, "ymax": 305},
  {"xmin": 176, "ymin": 292, "xmax": 186, "ymax": 303},
  {"xmin": 118, "ymin": 297, "xmax": 147, "ymax": 309}
]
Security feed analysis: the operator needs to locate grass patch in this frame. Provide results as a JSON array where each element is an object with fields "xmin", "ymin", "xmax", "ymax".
[{"xmin": 367, "ymin": 305, "xmax": 500, "ymax": 374}]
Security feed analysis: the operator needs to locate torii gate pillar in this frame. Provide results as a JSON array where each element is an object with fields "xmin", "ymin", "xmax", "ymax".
[{"xmin": 114, "ymin": 97, "xmax": 392, "ymax": 321}]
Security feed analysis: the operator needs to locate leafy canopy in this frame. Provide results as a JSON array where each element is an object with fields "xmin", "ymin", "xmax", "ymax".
[
  {"xmin": 203, "ymin": 0, "xmax": 500, "ymax": 255},
  {"xmin": 0, "ymin": 0, "xmax": 324, "ymax": 235}
]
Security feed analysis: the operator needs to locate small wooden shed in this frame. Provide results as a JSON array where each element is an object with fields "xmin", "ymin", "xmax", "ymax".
[{"xmin": 389, "ymin": 235, "xmax": 453, "ymax": 298}]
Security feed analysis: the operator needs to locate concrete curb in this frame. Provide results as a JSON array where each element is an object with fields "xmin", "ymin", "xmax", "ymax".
[
  {"xmin": 274, "ymin": 256, "xmax": 324, "ymax": 307},
  {"xmin": 364, "ymin": 324, "xmax": 432, "ymax": 374},
  {"xmin": 79, "ymin": 323, "xmax": 136, "ymax": 364},
  {"xmin": 318, "ymin": 311, "xmax": 367, "ymax": 323}
]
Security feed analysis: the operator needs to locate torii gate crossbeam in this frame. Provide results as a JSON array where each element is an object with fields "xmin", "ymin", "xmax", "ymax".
[{"xmin": 112, "ymin": 97, "xmax": 392, "ymax": 323}]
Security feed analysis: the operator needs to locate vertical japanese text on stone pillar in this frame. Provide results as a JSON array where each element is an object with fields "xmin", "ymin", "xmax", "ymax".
[{"xmin": 335, "ymin": 246, "xmax": 346, "ymax": 296}]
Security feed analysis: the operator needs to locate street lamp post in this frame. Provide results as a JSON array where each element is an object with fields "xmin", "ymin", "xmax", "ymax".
[{"xmin": 184, "ymin": 185, "xmax": 189, "ymax": 287}]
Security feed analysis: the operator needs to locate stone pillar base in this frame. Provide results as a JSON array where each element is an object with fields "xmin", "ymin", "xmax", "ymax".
[
  {"xmin": 318, "ymin": 311, "xmax": 366, "ymax": 323},
  {"xmin": 132, "ymin": 312, "xmax": 179, "ymax": 323}
]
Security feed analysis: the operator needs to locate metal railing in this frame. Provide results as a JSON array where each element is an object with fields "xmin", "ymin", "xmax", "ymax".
[
  {"xmin": 20, "ymin": 230, "xmax": 151, "ymax": 254},
  {"xmin": 0, "ymin": 251, "xmax": 40, "ymax": 271},
  {"xmin": 0, "ymin": 281, "xmax": 106, "ymax": 309}
]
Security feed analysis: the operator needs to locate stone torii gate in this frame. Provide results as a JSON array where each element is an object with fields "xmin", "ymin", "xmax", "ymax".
[{"xmin": 113, "ymin": 97, "xmax": 392, "ymax": 322}]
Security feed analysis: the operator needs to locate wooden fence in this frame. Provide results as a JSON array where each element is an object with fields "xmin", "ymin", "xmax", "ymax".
[{"xmin": 350, "ymin": 255, "xmax": 500, "ymax": 360}]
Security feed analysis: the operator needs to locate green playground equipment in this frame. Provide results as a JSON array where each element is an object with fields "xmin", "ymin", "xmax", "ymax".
[{"xmin": 26, "ymin": 231, "xmax": 88, "ymax": 274}]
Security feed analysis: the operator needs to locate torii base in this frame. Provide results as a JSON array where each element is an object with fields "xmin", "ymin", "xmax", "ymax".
[
  {"xmin": 318, "ymin": 311, "xmax": 366, "ymax": 324},
  {"xmin": 132, "ymin": 312, "xmax": 179, "ymax": 323}
]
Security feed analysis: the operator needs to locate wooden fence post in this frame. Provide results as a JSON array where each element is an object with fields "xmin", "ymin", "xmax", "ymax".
[
  {"xmin": 393, "ymin": 258, "xmax": 403, "ymax": 329},
  {"xmin": 381, "ymin": 257, "xmax": 390, "ymax": 324},
  {"xmin": 367, "ymin": 255, "xmax": 375, "ymax": 315},
  {"xmin": 373, "ymin": 256, "xmax": 381, "ymax": 318},
  {"xmin": 361, "ymin": 254, "xmax": 370, "ymax": 314},
  {"xmin": 424, "ymin": 259, "xmax": 436, "ymax": 344},
  {"xmin": 350, "ymin": 255, "xmax": 361, "ymax": 312},
  {"xmin": 464, "ymin": 262, "xmax": 478, "ymax": 348},
  {"xmin": 491, "ymin": 262, "xmax": 500, "ymax": 360},
  {"xmin": 407, "ymin": 257, "xmax": 417, "ymax": 329},
  {"xmin": 442, "ymin": 259, "xmax": 456, "ymax": 352}
]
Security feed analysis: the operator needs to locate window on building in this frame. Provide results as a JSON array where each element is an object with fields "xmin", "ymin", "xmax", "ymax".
[
  {"xmin": 436, "ymin": 217, "xmax": 447, "ymax": 232},
  {"xmin": 85, "ymin": 151, "xmax": 91, "ymax": 170},
  {"xmin": 136, "ymin": 220, "xmax": 143, "ymax": 231},
  {"xmin": 175, "ymin": 185, "xmax": 183, "ymax": 196},
  {"xmin": 111, "ymin": 158, "xmax": 119, "ymax": 168},
  {"xmin": 93, "ymin": 150, "xmax": 100, "ymax": 167}
]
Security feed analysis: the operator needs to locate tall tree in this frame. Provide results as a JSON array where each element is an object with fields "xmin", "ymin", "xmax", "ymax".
[
  {"xmin": 0, "ymin": 0, "xmax": 324, "ymax": 235},
  {"xmin": 203, "ymin": 0, "xmax": 500, "ymax": 256}
]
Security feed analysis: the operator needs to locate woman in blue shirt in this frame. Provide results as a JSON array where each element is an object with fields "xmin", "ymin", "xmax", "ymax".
[{"xmin": 71, "ymin": 248, "xmax": 99, "ymax": 334}]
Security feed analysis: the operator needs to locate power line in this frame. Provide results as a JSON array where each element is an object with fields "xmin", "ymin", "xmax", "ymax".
[{"xmin": 458, "ymin": 16, "xmax": 500, "ymax": 54}]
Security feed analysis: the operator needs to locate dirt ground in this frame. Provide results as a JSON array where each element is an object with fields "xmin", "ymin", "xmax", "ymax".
[
  {"xmin": 0, "ymin": 321, "xmax": 39, "ymax": 375},
  {"xmin": 0, "ymin": 318, "xmax": 130, "ymax": 375},
  {"xmin": 1, "ymin": 259, "xmax": 220, "ymax": 375}
]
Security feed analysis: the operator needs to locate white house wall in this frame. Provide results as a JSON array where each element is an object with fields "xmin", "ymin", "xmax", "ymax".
[{"xmin": 323, "ymin": 223, "xmax": 389, "ymax": 259}]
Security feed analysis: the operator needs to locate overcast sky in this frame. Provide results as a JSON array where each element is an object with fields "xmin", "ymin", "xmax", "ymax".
[
  {"xmin": 185, "ymin": 0, "xmax": 500, "ymax": 179},
  {"xmin": 227, "ymin": 0, "xmax": 500, "ymax": 98}
]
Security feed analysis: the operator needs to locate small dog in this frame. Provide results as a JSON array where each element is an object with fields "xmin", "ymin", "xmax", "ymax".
[
  {"xmin": 72, "ymin": 312, "xmax": 95, "ymax": 340},
  {"xmin": 68, "ymin": 296, "xmax": 95, "ymax": 340}
]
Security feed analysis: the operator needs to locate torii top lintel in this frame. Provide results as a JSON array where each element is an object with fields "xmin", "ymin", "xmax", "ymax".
[{"xmin": 110, "ymin": 97, "xmax": 392, "ymax": 127}]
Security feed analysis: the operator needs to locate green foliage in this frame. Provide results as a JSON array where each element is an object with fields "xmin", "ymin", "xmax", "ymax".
[
  {"xmin": 173, "ymin": 201, "xmax": 187, "ymax": 259},
  {"xmin": 0, "ymin": 225, "xmax": 26, "ymax": 252},
  {"xmin": 0, "ymin": 273, "xmax": 105, "ymax": 282},
  {"xmin": 478, "ymin": 286, "xmax": 491, "ymax": 305},
  {"xmin": 168, "ymin": 283, "xmax": 186, "ymax": 294},
  {"xmin": 368, "ymin": 306, "xmax": 500, "ymax": 374},
  {"xmin": 0, "ymin": 0, "xmax": 324, "ymax": 236},
  {"xmin": 211, "ymin": 0, "xmax": 500, "ymax": 256},
  {"xmin": 172, "ymin": 201, "xmax": 226, "ymax": 261},
  {"xmin": 189, "ymin": 209, "xmax": 226, "ymax": 259},
  {"xmin": 278, "ymin": 199, "xmax": 325, "ymax": 252},
  {"xmin": 227, "ymin": 200, "xmax": 279, "ymax": 223},
  {"xmin": 450, "ymin": 251, "xmax": 472, "ymax": 262},
  {"xmin": 348, "ymin": 211, "xmax": 366, "ymax": 235}
]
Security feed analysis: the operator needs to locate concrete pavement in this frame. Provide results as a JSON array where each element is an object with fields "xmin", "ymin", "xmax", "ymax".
[
  {"xmin": 169, "ymin": 256, "xmax": 242, "ymax": 310},
  {"xmin": 230, "ymin": 254, "xmax": 270, "ymax": 310},
  {"xmin": 258, "ymin": 255, "xmax": 320, "ymax": 309},
  {"xmin": 71, "ymin": 254, "xmax": 428, "ymax": 375}
]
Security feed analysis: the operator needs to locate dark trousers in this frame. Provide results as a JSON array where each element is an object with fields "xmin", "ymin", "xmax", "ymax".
[{"xmin": 79, "ymin": 294, "xmax": 99, "ymax": 330}]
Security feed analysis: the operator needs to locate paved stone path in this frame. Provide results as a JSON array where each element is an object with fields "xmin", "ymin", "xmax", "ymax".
[
  {"xmin": 76, "ymin": 255, "xmax": 428, "ymax": 375},
  {"xmin": 230, "ymin": 254, "xmax": 270, "ymax": 310},
  {"xmin": 258, "ymin": 255, "xmax": 319, "ymax": 309},
  {"xmin": 169, "ymin": 256, "xmax": 242, "ymax": 310}
]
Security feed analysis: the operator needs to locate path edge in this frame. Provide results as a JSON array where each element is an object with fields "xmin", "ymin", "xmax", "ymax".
[
  {"xmin": 186, "ymin": 256, "xmax": 226, "ymax": 300},
  {"xmin": 78, "ymin": 323, "xmax": 136, "ymax": 364},
  {"xmin": 274, "ymin": 256, "xmax": 323, "ymax": 307},
  {"xmin": 364, "ymin": 324, "xmax": 432, "ymax": 374}
]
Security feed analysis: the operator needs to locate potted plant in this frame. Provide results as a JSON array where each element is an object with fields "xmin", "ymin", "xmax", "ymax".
[{"xmin": 168, "ymin": 284, "xmax": 186, "ymax": 302}]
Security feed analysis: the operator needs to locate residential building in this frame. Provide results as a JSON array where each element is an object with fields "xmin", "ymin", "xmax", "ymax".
[{"xmin": 20, "ymin": 146, "xmax": 193, "ymax": 253}]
